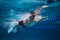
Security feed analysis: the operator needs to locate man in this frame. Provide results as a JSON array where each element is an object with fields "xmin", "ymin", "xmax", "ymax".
[
  {"xmin": 18, "ymin": 5, "xmax": 48, "ymax": 28},
  {"xmin": 8, "ymin": 5, "xmax": 48, "ymax": 33}
]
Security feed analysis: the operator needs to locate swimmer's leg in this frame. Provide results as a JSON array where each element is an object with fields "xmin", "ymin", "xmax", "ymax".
[
  {"xmin": 13, "ymin": 25, "xmax": 22, "ymax": 33},
  {"xmin": 12, "ymin": 25, "xmax": 18, "ymax": 33}
]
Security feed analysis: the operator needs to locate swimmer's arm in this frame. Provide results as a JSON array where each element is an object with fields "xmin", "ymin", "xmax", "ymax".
[{"xmin": 33, "ymin": 5, "xmax": 48, "ymax": 15}]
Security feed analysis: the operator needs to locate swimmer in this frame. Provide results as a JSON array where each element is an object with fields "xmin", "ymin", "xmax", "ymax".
[
  {"xmin": 18, "ymin": 5, "xmax": 48, "ymax": 28},
  {"xmin": 8, "ymin": 5, "xmax": 48, "ymax": 33}
]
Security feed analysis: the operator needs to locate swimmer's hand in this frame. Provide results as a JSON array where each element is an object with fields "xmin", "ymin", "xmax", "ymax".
[
  {"xmin": 33, "ymin": 5, "xmax": 48, "ymax": 15},
  {"xmin": 42, "ymin": 5, "xmax": 48, "ymax": 8}
]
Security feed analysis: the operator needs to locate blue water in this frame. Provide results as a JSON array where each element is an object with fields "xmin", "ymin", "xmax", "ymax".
[{"xmin": 0, "ymin": 0, "xmax": 60, "ymax": 40}]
